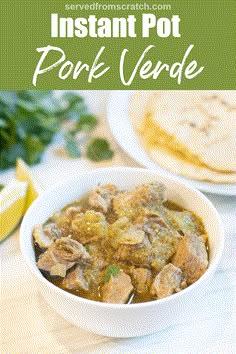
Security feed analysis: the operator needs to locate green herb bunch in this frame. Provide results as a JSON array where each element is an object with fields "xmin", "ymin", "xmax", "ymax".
[{"xmin": 0, "ymin": 91, "xmax": 114, "ymax": 170}]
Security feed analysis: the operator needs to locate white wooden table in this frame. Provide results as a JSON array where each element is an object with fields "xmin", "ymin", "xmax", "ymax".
[{"xmin": 1, "ymin": 92, "xmax": 235, "ymax": 353}]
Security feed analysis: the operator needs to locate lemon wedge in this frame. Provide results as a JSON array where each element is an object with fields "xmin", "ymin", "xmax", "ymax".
[
  {"xmin": 16, "ymin": 159, "xmax": 42, "ymax": 212},
  {"xmin": 0, "ymin": 159, "xmax": 44, "ymax": 242},
  {"xmin": 0, "ymin": 181, "xmax": 28, "ymax": 242}
]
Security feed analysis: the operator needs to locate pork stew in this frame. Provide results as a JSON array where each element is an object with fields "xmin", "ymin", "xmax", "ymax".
[{"xmin": 33, "ymin": 182, "xmax": 208, "ymax": 304}]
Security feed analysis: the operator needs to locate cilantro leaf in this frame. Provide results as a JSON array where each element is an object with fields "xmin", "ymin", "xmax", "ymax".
[
  {"xmin": 76, "ymin": 114, "xmax": 98, "ymax": 132},
  {"xmin": 24, "ymin": 135, "xmax": 45, "ymax": 165},
  {"xmin": 104, "ymin": 265, "xmax": 120, "ymax": 284},
  {"xmin": 86, "ymin": 138, "xmax": 114, "ymax": 162},
  {"xmin": 64, "ymin": 133, "xmax": 81, "ymax": 158},
  {"xmin": 0, "ymin": 91, "xmax": 17, "ymax": 112},
  {"xmin": 0, "ymin": 184, "xmax": 5, "ymax": 192}
]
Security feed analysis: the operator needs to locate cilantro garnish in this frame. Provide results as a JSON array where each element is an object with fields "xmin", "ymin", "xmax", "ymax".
[{"xmin": 104, "ymin": 265, "xmax": 120, "ymax": 283}]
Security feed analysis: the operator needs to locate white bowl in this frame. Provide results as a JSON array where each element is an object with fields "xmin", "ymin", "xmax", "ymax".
[{"xmin": 20, "ymin": 167, "xmax": 224, "ymax": 337}]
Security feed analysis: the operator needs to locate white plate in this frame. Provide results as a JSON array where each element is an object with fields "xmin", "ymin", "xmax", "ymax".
[{"xmin": 107, "ymin": 91, "xmax": 236, "ymax": 196}]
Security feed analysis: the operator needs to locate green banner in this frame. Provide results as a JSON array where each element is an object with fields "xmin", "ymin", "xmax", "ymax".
[{"xmin": 0, "ymin": 0, "xmax": 235, "ymax": 89}]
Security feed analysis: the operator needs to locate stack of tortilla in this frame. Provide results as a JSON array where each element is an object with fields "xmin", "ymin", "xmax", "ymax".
[{"xmin": 130, "ymin": 91, "xmax": 236, "ymax": 184}]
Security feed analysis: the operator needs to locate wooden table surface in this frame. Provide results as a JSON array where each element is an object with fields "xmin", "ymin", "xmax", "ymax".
[{"xmin": 1, "ymin": 92, "xmax": 235, "ymax": 353}]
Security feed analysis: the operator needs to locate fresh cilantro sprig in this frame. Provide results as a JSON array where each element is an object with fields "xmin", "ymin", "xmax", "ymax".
[
  {"xmin": 104, "ymin": 265, "xmax": 120, "ymax": 284},
  {"xmin": 0, "ymin": 91, "xmax": 114, "ymax": 169}
]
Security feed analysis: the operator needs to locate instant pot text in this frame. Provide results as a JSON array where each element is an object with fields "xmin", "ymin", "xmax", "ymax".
[{"xmin": 32, "ymin": 13, "xmax": 204, "ymax": 86}]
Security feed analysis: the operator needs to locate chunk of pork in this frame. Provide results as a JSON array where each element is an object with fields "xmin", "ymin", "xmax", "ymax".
[
  {"xmin": 151, "ymin": 263, "xmax": 186, "ymax": 299},
  {"xmin": 102, "ymin": 271, "xmax": 134, "ymax": 304},
  {"xmin": 33, "ymin": 223, "xmax": 61, "ymax": 249},
  {"xmin": 37, "ymin": 237, "xmax": 90, "ymax": 277},
  {"xmin": 89, "ymin": 184, "xmax": 118, "ymax": 213},
  {"xmin": 172, "ymin": 233, "xmax": 208, "ymax": 284},
  {"xmin": 108, "ymin": 217, "xmax": 145, "ymax": 248},
  {"xmin": 132, "ymin": 268, "xmax": 152, "ymax": 293},
  {"xmin": 114, "ymin": 236, "xmax": 152, "ymax": 268},
  {"xmin": 62, "ymin": 266, "xmax": 89, "ymax": 291}
]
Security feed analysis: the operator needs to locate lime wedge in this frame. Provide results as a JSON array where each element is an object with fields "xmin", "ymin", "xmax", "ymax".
[
  {"xmin": 0, "ymin": 181, "xmax": 27, "ymax": 242},
  {"xmin": 16, "ymin": 159, "xmax": 42, "ymax": 212}
]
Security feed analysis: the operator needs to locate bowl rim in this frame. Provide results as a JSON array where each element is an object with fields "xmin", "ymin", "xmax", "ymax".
[{"xmin": 20, "ymin": 166, "xmax": 225, "ymax": 309}]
